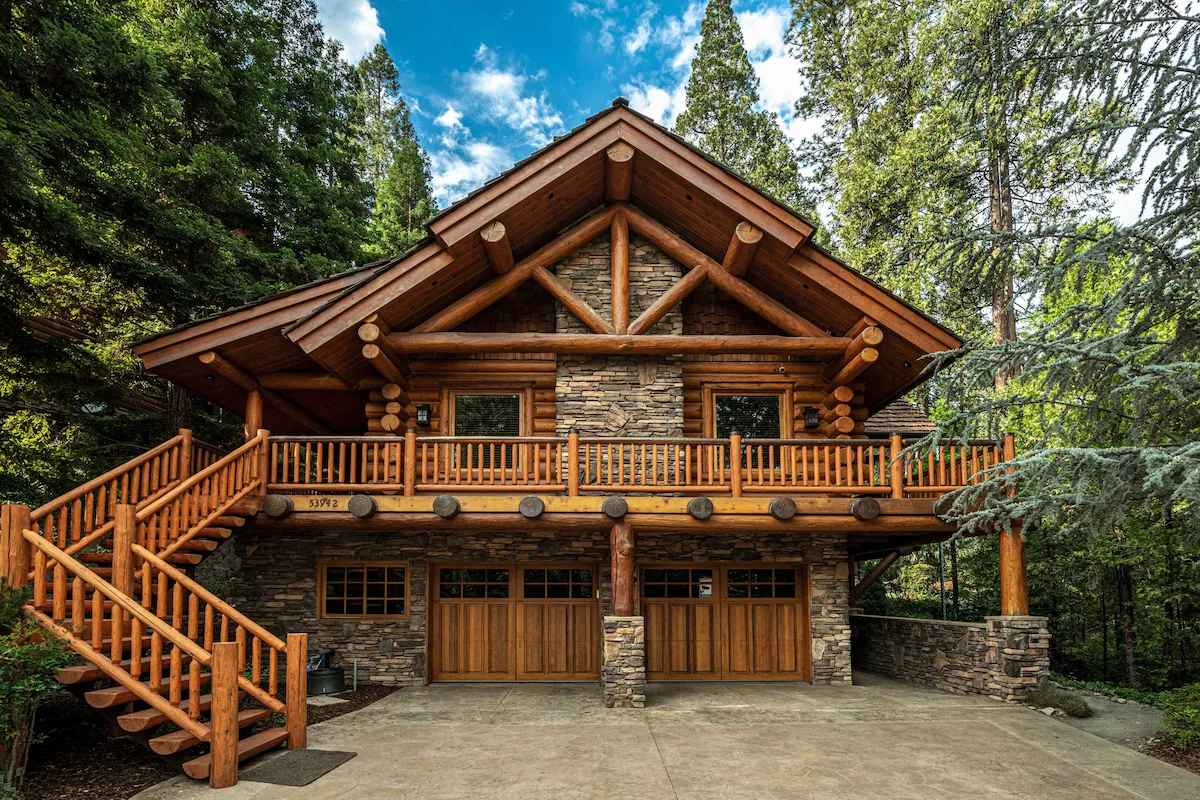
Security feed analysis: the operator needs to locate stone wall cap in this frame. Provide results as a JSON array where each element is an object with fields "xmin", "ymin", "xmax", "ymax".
[
  {"xmin": 852, "ymin": 614, "xmax": 987, "ymax": 629},
  {"xmin": 984, "ymin": 615, "xmax": 1050, "ymax": 622},
  {"xmin": 603, "ymin": 615, "xmax": 645, "ymax": 622}
]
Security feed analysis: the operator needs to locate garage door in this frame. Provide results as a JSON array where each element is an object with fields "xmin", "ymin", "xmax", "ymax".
[
  {"xmin": 642, "ymin": 564, "xmax": 811, "ymax": 681},
  {"xmin": 430, "ymin": 564, "xmax": 600, "ymax": 681}
]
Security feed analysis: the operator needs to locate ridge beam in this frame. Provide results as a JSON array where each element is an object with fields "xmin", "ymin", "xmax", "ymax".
[
  {"xmin": 604, "ymin": 142, "xmax": 635, "ymax": 204},
  {"xmin": 480, "ymin": 221, "xmax": 514, "ymax": 274},
  {"xmin": 722, "ymin": 221, "xmax": 763, "ymax": 277}
]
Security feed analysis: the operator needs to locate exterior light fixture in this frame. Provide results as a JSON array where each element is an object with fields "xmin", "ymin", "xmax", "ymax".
[
  {"xmin": 416, "ymin": 405, "xmax": 432, "ymax": 427},
  {"xmin": 803, "ymin": 406, "xmax": 820, "ymax": 429}
]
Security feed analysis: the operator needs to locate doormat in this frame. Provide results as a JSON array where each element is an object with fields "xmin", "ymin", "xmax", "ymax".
[{"xmin": 240, "ymin": 749, "xmax": 357, "ymax": 786}]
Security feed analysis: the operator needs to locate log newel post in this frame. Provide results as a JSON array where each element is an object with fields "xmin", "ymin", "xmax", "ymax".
[
  {"xmin": 286, "ymin": 633, "xmax": 308, "ymax": 750},
  {"xmin": 112, "ymin": 505, "xmax": 137, "ymax": 596},
  {"xmin": 611, "ymin": 521, "xmax": 634, "ymax": 617},
  {"xmin": 998, "ymin": 432, "xmax": 1029, "ymax": 615},
  {"xmin": 209, "ymin": 640, "xmax": 240, "ymax": 788},
  {"xmin": 1, "ymin": 504, "xmax": 32, "ymax": 589},
  {"xmin": 178, "ymin": 428, "xmax": 194, "ymax": 481},
  {"xmin": 243, "ymin": 390, "xmax": 264, "ymax": 442},
  {"xmin": 256, "ymin": 429, "xmax": 271, "ymax": 497},
  {"xmin": 728, "ymin": 433, "xmax": 743, "ymax": 498},
  {"xmin": 567, "ymin": 431, "xmax": 580, "ymax": 497},
  {"xmin": 403, "ymin": 429, "xmax": 417, "ymax": 497},
  {"xmin": 888, "ymin": 433, "xmax": 904, "ymax": 499}
]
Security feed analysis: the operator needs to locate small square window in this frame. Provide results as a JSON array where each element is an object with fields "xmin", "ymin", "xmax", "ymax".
[
  {"xmin": 321, "ymin": 562, "xmax": 406, "ymax": 619},
  {"xmin": 714, "ymin": 395, "xmax": 782, "ymax": 439}
]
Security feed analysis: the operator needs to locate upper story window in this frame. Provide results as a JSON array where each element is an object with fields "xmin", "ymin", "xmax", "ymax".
[
  {"xmin": 713, "ymin": 393, "xmax": 784, "ymax": 439},
  {"xmin": 450, "ymin": 393, "xmax": 522, "ymax": 436}
]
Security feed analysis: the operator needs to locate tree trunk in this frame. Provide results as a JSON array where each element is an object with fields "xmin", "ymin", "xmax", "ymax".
[
  {"xmin": 950, "ymin": 538, "xmax": 960, "ymax": 619},
  {"xmin": 987, "ymin": 16, "xmax": 1017, "ymax": 394},
  {"xmin": 165, "ymin": 381, "xmax": 190, "ymax": 435},
  {"xmin": 1100, "ymin": 571, "xmax": 1109, "ymax": 681},
  {"xmin": 1115, "ymin": 564, "xmax": 1140, "ymax": 688}
]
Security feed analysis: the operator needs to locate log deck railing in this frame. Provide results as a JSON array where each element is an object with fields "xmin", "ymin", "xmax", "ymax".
[{"xmin": 267, "ymin": 432, "xmax": 1008, "ymax": 499}]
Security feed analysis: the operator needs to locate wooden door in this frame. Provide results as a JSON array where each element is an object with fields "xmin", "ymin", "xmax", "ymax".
[
  {"xmin": 641, "ymin": 564, "xmax": 811, "ymax": 681},
  {"xmin": 722, "ymin": 566, "xmax": 811, "ymax": 680},
  {"xmin": 516, "ymin": 566, "xmax": 600, "ymax": 680},
  {"xmin": 642, "ymin": 566, "xmax": 723, "ymax": 680},
  {"xmin": 430, "ymin": 566, "xmax": 515, "ymax": 681}
]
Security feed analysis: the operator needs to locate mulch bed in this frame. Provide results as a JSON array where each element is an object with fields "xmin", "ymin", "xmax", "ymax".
[
  {"xmin": 20, "ymin": 684, "xmax": 398, "ymax": 800},
  {"xmin": 1144, "ymin": 740, "xmax": 1200, "ymax": 777}
]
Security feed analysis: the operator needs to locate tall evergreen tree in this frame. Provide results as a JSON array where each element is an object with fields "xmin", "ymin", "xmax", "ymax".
[{"xmin": 676, "ymin": 0, "xmax": 819, "ymax": 224}]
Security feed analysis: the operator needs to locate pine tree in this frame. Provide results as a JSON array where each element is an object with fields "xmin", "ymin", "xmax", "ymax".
[{"xmin": 675, "ymin": 0, "xmax": 818, "ymax": 223}]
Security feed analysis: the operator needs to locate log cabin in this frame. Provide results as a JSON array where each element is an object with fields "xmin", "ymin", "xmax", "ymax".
[{"xmin": 1, "ymin": 99, "xmax": 1048, "ymax": 787}]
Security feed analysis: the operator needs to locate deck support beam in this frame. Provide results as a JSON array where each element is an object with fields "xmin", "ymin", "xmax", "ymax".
[
  {"xmin": 851, "ymin": 550, "xmax": 900, "ymax": 604},
  {"xmin": 611, "ymin": 521, "xmax": 634, "ymax": 616},
  {"xmin": 999, "ymin": 433, "xmax": 1029, "ymax": 615},
  {"xmin": 244, "ymin": 390, "xmax": 263, "ymax": 442},
  {"xmin": 198, "ymin": 351, "xmax": 333, "ymax": 434}
]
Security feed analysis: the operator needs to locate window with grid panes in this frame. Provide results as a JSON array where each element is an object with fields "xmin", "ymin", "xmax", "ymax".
[
  {"xmin": 724, "ymin": 567, "xmax": 798, "ymax": 598},
  {"xmin": 321, "ymin": 562, "xmax": 407, "ymax": 618},
  {"xmin": 713, "ymin": 394, "xmax": 783, "ymax": 439},
  {"xmin": 452, "ymin": 393, "xmax": 521, "ymax": 468},
  {"xmin": 438, "ymin": 567, "xmax": 510, "ymax": 599},
  {"xmin": 522, "ymin": 568, "xmax": 595, "ymax": 599},
  {"xmin": 642, "ymin": 567, "xmax": 715, "ymax": 599}
]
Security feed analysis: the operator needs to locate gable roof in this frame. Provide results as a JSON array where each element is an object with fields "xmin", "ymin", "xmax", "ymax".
[{"xmin": 134, "ymin": 99, "xmax": 962, "ymax": 430}]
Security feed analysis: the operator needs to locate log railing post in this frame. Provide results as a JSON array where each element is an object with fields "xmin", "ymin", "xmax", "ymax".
[
  {"xmin": 729, "ymin": 433, "xmax": 743, "ymax": 498},
  {"xmin": 209, "ymin": 640, "xmax": 240, "ymax": 789},
  {"xmin": 567, "ymin": 431, "xmax": 580, "ymax": 497},
  {"xmin": 998, "ymin": 433, "xmax": 1029, "ymax": 615},
  {"xmin": 256, "ymin": 430, "xmax": 271, "ymax": 497},
  {"xmin": 889, "ymin": 433, "xmax": 904, "ymax": 499},
  {"xmin": 2, "ymin": 504, "xmax": 32, "ymax": 588},
  {"xmin": 178, "ymin": 428, "xmax": 193, "ymax": 481},
  {"xmin": 403, "ymin": 430, "xmax": 417, "ymax": 496},
  {"xmin": 286, "ymin": 633, "xmax": 308, "ymax": 750},
  {"xmin": 611, "ymin": 521, "xmax": 634, "ymax": 616}
]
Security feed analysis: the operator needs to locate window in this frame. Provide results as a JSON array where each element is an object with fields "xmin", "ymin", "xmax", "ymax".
[
  {"xmin": 523, "ymin": 568, "xmax": 594, "ymax": 599},
  {"xmin": 714, "ymin": 394, "xmax": 784, "ymax": 439},
  {"xmin": 451, "ymin": 393, "xmax": 522, "ymax": 437},
  {"xmin": 439, "ymin": 567, "xmax": 510, "ymax": 599},
  {"xmin": 320, "ymin": 562, "xmax": 407, "ymax": 618},
  {"xmin": 642, "ymin": 567, "xmax": 715, "ymax": 599},
  {"xmin": 725, "ymin": 567, "xmax": 797, "ymax": 599}
]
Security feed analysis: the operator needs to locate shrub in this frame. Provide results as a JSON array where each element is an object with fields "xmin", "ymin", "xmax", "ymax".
[
  {"xmin": 0, "ymin": 579, "xmax": 70, "ymax": 791},
  {"xmin": 1028, "ymin": 677, "xmax": 1094, "ymax": 718},
  {"xmin": 1162, "ymin": 684, "xmax": 1200, "ymax": 752}
]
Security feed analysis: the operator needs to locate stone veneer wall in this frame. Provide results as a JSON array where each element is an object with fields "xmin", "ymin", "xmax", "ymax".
[
  {"xmin": 554, "ymin": 233, "xmax": 684, "ymax": 437},
  {"xmin": 602, "ymin": 616, "xmax": 646, "ymax": 708},
  {"xmin": 850, "ymin": 613, "xmax": 1050, "ymax": 700},
  {"xmin": 222, "ymin": 528, "xmax": 852, "ymax": 686}
]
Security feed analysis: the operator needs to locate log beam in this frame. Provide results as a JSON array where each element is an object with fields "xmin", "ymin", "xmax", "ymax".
[
  {"xmin": 243, "ymin": 390, "xmax": 263, "ymax": 442},
  {"xmin": 823, "ymin": 325, "xmax": 883, "ymax": 381},
  {"xmin": 851, "ymin": 550, "xmax": 900, "ymax": 604},
  {"xmin": 480, "ymin": 220, "xmax": 514, "ymax": 274},
  {"xmin": 628, "ymin": 263, "xmax": 709, "ymax": 335},
  {"xmin": 611, "ymin": 210, "xmax": 630, "ymax": 333},
  {"xmin": 722, "ymin": 221, "xmax": 763, "ymax": 277},
  {"xmin": 359, "ymin": 322, "xmax": 413, "ymax": 399},
  {"xmin": 532, "ymin": 266, "xmax": 615, "ymax": 335},
  {"xmin": 820, "ymin": 385, "xmax": 855, "ymax": 411},
  {"xmin": 621, "ymin": 204, "xmax": 827, "ymax": 338},
  {"xmin": 415, "ymin": 206, "xmax": 619, "ymax": 333},
  {"xmin": 611, "ymin": 521, "xmax": 634, "ymax": 616},
  {"xmin": 257, "ymin": 373, "xmax": 362, "ymax": 391},
  {"xmin": 198, "ymin": 351, "xmax": 333, "ymax": 434},
  {"xmin": 823, "ymin": 348, "xmax": 879, "ymax": 393},
  {"xmin": 386, "ymin": 332, "xmax": 851, "ymax": 356},
  {"xmin": 604, "ymin": 142, "xmax": 635, "ymax": 204}
]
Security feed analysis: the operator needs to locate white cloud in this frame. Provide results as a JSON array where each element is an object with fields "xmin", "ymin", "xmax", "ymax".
[
  {"xmin": 435, "ymin": 105, "xmax": 464, "ymax": 129},
  {"xmin": 625, "ymin": 5, "xmax": 658, "ymax": 55},
  {"xmin": 621, "ymin": 80, "xmax": 688, "ymax": 127},
  {"xmin": 314, "ymin": 0, "xmax": 383, "ymax": 62},
  {"xmin": 570, "ymin": 0, "xmax": 618, "ymax": 52},
  {"xmin": 430, "ymin": 139, "xmax": 512, "ymax": 206},
  {"xmin": 459, "ymin": 45, "xmax": 564, "ymax": 147}
]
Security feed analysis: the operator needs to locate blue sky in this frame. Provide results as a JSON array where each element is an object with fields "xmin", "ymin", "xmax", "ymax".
[{"xmin": 315, "ymin": 0, "xmax": 814, "ymax": 207}]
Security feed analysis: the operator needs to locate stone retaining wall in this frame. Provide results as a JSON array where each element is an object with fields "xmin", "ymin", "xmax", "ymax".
[{"xmin": 850, "ymin": 613, "xmax": 1050, "ymax": 700}]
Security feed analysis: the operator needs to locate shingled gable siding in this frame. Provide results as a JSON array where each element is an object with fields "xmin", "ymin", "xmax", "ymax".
[
  {"xmin": 553, "ymin": 233, "xmax": 685, "ymax": 437},
  {"xmin": 212, "ymin": 529, "xmax": 853, "ymax": 686}
]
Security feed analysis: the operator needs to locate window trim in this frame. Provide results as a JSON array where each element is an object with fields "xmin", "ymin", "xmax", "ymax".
[
  {"xmin": 704, "ymin": 388, "xmax": 792, "ymax": 439},
  {"xmin": 318, "ymin": 560, "xmax": 409, "ymax": 620},
  {"xmin": 441, "ymin": 385, "xmax": 533, "ymax": 436}
]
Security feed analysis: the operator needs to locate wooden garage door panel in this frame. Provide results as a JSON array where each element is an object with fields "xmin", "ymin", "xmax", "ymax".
[
  {"xmin": 517, "ymin": 601, "xmax": 599, "ymax": 680},
  {"xmin": 644, "ymin": 601, "xmax": 721, "ymax": 680}
]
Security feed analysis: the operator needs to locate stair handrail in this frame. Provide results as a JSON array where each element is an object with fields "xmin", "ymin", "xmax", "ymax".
[
  {"xmin": 136, "ymin": 432, "xmax": 266, "ymax": 521},
  {"xmin": 21, "ymin": 532, "xmax": 212, "ymax": 741},
  {"xmin": 131, "ymin": 544, "xmax": 287, "ymax": 714}
]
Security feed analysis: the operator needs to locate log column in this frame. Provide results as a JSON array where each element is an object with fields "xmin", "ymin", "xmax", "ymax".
[
  {"xmin": 243, "ymin": 390, "xmax": 263, "ymax": 442},
  {"xmin": 998, "ymin": 432, "xmax": 1029, "ymax": 615},
  {"xmin": 1, "ymin": 504, "xmax": 32, "ymax": 588},
  {"xmin": 610, "ymin": 521, "xmax": 634, "ymax": 617}
]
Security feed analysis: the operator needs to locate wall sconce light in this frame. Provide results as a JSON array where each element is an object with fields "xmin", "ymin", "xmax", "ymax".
[
  {"xmin": 415, "ymin": 405, "xmax": 432, "ymax": 427},
  {"xmin": 803, "ymin": 406, "xmax": 820, "ymax": 429}
]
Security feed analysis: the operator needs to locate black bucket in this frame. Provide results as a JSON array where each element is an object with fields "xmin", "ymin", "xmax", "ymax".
[{"xmin": 307, "ymin": 666, "xmax": 346, "ymax": 695}]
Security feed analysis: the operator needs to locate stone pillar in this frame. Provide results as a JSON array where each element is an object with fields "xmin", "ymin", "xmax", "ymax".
[
  {"xmin": 985, "ymin": 615, "xmax": 1050, "ymax": 701},
  {"xmin": 602, "ymin": 616, "xmax": 646, "ymax": 708}
]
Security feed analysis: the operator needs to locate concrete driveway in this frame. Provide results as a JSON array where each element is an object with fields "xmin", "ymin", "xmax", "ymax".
[{"xmin": 135, "ymin": 673, "xmax": 1200, "ymax": 800}]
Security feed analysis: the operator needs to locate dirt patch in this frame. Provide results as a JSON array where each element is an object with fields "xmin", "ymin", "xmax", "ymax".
[
  {"xmin": 21, "ymin": 685, "xmax": 398, "ymax": 800},
  {"xmin": 1144, "ymin": 741, "xmax": 1200, "ymax": 777}
]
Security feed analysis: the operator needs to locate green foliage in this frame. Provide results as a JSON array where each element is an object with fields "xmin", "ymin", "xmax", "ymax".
[
  {"xmin": 1162, "ymin": 684, "xmax": 1200, "ymax": 752},
  {"xmin": 677, "ymin": 0, "xmax": 820, "ymax": 226},
  {"xmin": 1027, "ymin": 678, "xmax": 1094, "ymax": 718},
  {"xmin": 1051, "ymin": 673, "xmax": 1166, "ymax": 707},
  {"xmin": 0, "ymin": 581, "xmax": 70, "ymax": 790}
]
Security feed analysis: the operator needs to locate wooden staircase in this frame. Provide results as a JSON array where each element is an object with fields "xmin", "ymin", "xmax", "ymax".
[{"xmin": 1, "ymin": 429, "xmax": 308, "ymax": 789}]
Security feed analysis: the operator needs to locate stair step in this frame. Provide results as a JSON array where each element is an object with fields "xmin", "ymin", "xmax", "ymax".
[
  {"xmin": 227, "ymin": 502, "xmax": 259, "ymax": 516},
  {"xmin": 79, "ymin": 551, "xmax": 201, "ymax": 566},
  {"xmin": 198, "ymin": 526, "xmax": 234, "ymax": 540},
  {"xmin": 149, "ymin": 708, "xmax": 268, "ymax": 754},
  {"xmin": 86, "ymin": 673, "xmax": 213, "ymax": 708},
  {"xmin": 100, "ymin": 537, "xmax": 217, "ymax": 554},
  {"xmin": 119, "ymin": 690, "xmax": 246, "ymax": 732},
  {"xmin": 213, "ymin": 515, "xmax": 246, "ymax": 528},
  {"xmin": 183, "ymin": 728, "xmax": 289, "ymax": 780},
  {"xmin": 58, "ymin": 652, "xmax": 194, "ymax": 685}
]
